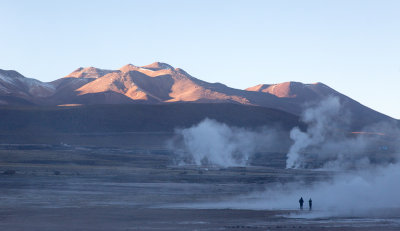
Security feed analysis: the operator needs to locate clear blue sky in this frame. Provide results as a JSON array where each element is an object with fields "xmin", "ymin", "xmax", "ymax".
[{"xmin": 1, "ymin": 0, "xmax": 399, "ymax": 118}]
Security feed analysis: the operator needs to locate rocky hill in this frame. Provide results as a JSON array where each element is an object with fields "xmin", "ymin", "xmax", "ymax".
[{"xmin": 0, "ymin": 62, "xmax": 396, "ymax": 130}]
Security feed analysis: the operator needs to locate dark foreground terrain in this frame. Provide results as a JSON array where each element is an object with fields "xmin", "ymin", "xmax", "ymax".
[
  {"xmin": 0, "ymin": 133, "xmax": 399, "ymax": 231},
  {"xmin": 3, "ymin": 207, "xmax": 400, "ymax": 231}
]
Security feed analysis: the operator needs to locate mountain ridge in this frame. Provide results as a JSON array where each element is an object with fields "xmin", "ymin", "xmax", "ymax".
[{"xmin": 0, "ymin": 62, "xmax": 396, "ymax": 130}]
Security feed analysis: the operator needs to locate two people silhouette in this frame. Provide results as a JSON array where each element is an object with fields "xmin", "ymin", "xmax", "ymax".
[{"xmin": 299, "ymin": 197, "xmax": 312, "ymax": 210}]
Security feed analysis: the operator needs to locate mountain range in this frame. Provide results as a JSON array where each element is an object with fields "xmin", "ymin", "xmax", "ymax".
[{"xmin": 0, "ymin": 62, "xmax": 396, "ymax": 131}]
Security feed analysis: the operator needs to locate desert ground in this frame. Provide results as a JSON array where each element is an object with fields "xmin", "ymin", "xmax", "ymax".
[{"xmin": 0, "ymin": 133, "xmax": 399, "ymax": 231}]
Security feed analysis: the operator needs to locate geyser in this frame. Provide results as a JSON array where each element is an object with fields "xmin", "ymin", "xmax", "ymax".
[{"xmin": 169, "ymin": 118, "xmax": 283, "ymax": 167}]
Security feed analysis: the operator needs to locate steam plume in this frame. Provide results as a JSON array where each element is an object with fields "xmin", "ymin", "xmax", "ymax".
[
  {"xmin": 285, "ymin": 96, "xmax": 399, "ymax": 169},
  {"xmin": 286, "ymin": 96, "xmax": 342, "ymax": 168},
  {"xmin": 169, "ymin": 118, "xmax": 283, "ymax": 167}
]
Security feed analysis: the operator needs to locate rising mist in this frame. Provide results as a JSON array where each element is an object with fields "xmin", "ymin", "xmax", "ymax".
[{"xmin": 167, "ymin": 96, "xmax": 400, "ymax": 217}]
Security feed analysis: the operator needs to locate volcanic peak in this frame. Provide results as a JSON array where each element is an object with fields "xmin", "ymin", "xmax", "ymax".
[
  {"xmin": 246, "ymin": 81, "xmax": 306, "ymax": 98},
  {"xmin": 65, "ymin": 67, "xmax": 116, "ymax": 79},
  {"xmin": 141, "ymin": 62, "xmax": 174, "ymax": 71}
]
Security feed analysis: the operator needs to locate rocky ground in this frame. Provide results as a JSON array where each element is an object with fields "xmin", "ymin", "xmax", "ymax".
[{"xmin": 0, "ymin": 135, "xmax": 399, "ymax": 230}]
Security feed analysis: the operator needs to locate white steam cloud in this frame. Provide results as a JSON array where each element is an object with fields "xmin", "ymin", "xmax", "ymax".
[
  {"xmin": 174, "ymin": 164, "xmax": 400, "ymax": 218},
  {"xmin": 169, "ymin": 118, "xmax": 283, "ymax": 167},
  {"xmin": 167, "ymin": 96, "xmax": 400, "ymax": 218},
  {"xmin": 177, "ymin": 118, "xmax": 254, "ymax": 166},
  {"xmin": 286, "ymin": 96, "xmax": 342, "ymax": 168},
  {"xmin": 286, "ymin": 96, "xmax": 398, "ymax": 169},
  {"xmin": 170, "ymin": 96, "xmax": 398, "ymax": 169}
]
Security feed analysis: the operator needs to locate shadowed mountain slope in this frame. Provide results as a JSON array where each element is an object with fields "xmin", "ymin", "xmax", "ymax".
[{"xmin": 0, "ymin": 103, "xmax": 303, "ymax": 133}]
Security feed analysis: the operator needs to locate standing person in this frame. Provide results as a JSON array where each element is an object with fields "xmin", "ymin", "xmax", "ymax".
[
  {"xmin": 309, "ymin": 198, "xmax": 312, "ymax": 211},
  {"xmin": 299, "ymin": 197, "xmax": 304, "ymax": 210}
]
